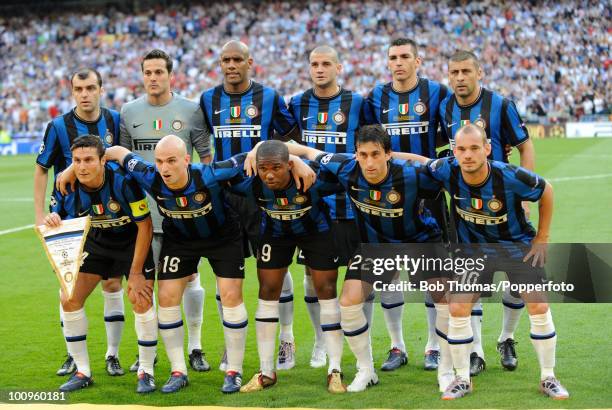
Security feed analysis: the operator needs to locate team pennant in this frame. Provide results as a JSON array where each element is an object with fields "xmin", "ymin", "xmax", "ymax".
[
  {"xmin": 471, "ymin": 198, "xmax": 483, "ymax": 209},
  {"xmin": 370, "ymin": 190, "xmax": 382, "ymax": 201},
  {"xmin": 276, "ymin": 198, "xmax": 289, "ymax": 206},
  {"xmin": 230, "ymin": 106, "xmax": 241, "ymax": 117},
  {"xmin": 153, "ymin": 119, "xmax": 162, "ymax": 130},
  {"xmin": 317, "ymin": 112, "xmax": 328, "ymax": 124},
  {"xmin": 35, "ymin": 216, "xmax": 91, "ymax": 299},
  {"xmin": 398, "ymin": 103, "xmax": 409, "ymax": 115}
]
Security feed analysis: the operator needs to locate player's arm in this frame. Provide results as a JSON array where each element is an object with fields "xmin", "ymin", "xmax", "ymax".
[
  {"xmin": 190, "ymin": 105, "xmax": 213, "ymax": 164},
  {"xmin": 129, "ymin": 216, "xmax": 154, "ymax": 305},
  {"xmin": 390, "ymin": 151, "xmax": 430, "ymax": 164},
  {"xmin": 523, "ymin": 182, "xmax": 553, "ymax": 267},
  {"xmin": 516, "ymin": 138, "xmax": 535, "ymax": 171},
  {"xmin": 105, "ymin": 145, "xmax": 133, "ymax": 164},
  {"xmin": 285, "ymin": 142, "xmax": 324, "ymax": 161},
  {"xmin": 118, "ymin": 111, "xmax": 133, "ymax": 149},
  {"xmin": 34, "ymin": 165, "xmax": 50, "ymax": 225},
  {"xmin": 41, "ymin": 189, "xmax": 68, "ymax": 228}
]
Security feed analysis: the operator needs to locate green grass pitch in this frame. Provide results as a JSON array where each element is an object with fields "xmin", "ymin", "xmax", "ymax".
[{"xmin": 0, "ymin": 137, "xmax": 611, "ymax": 408}]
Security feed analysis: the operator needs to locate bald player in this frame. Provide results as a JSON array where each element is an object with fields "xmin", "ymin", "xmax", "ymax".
[
  {"xmin": 105, "ymin": 136, "xmax": 247, "ymax": 393},
  {"xmin": 199, "ymin": 40, "xmax": 299, "ymax": 371},
  {"xmin": 120, "ymin": 49, "xmax": 212, "ymax": 373},
  {"xmin": 287, "ymin": 45, "xmax": 375, "ymax": 369}
]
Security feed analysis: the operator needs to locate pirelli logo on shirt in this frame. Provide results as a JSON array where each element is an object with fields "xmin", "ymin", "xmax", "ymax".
[
  {"xmin": 159, "ymin": 203, "xmax": 213, "ymax": 219},
  {"xmin": 301, "ymin": 130, "xmax": 347, "ymax": 146},
  {"xmin": 133, "ymin": 138, "xmax": 160, "ymax": 151},
  {"xmin": 91, "ymin": 216, "xmax": 132, "ymax": 228},
  {"xmin": 350, "ymin": 197, "xmax": 403, "ymax": 218},
  {"xmin": 260, "ymin": 206, "xmax": 311, "ymax": 221},
  {"xmin": 213, "ymin": 125, "xmax": 262, "ymax": 139},
  {"xmin": 455, "ymin": 206, "xmax": 508, "ymax": 225},
  {"xmin": 382, "ymin": 121, "xmax": 429, "ymax": 136}
]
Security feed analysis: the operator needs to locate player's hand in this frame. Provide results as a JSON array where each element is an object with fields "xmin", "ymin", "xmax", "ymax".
[
  {"xmin": 523, "ymin": 238, "xmax": 548, "ymax": 268},
  {"xmin": 43, "ymin": 212, "xmax": 62, "ymax": 228},
  {"xmin": 244, "ymin": 142, "xmax": 264, "ymax": 177},
  {"xmin": 128, "ymin": 272, "xmax": 153, "ymax": 306},
  {"xmin": 504, "ymin": 144, "xmax": 513, "ymax": 158},
  {"xmin": 290, "ymin": 154, "xmax": 316, "ymax": 191},
  {"xmin": 56, "ymin": 168, "xmax": 77, "ymax": 195},
  {"xmin": 521, "ymin": 201, "xmax": 531, "ymax": 220}
]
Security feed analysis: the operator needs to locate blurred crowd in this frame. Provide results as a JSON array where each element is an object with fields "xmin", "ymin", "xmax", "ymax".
[{"xmin": 0, "ymin": 0, "xmax": 610, "ymax": 138}]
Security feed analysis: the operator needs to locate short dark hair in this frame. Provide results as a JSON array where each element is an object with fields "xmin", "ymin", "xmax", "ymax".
[
  {"xmin": 388, "ymin": 38, "xmax": 418, "ymax": 57},
  {"xmin": 141, "ymin": 49, "xmax": 173, "ymax": 73},
  {"xmin": 449, "ymin": 49, "xmax": 480, "ymax": 69},
  {"xmin": 70, "ymin": 135, "xmax": 105, "ymax": 158},
  {"xmin": 70, "ymin": 68, "xmax": 102, "ymax": 88},
  {"xmin": 256, "ymin": 140, "xmax": 289, "ymax": 163},
  {"xmin": 356, "ymin": 124, "xmax": 391, "ymax": 153}
]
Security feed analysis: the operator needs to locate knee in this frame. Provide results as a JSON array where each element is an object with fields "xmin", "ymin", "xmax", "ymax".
[
  {"xmin": 132, "ymin": 301, "xmax": 152, "ymax": 314},
  {"xmin": 448, "ymin": 303, "xmax": 471, "ymax": 317},
  {"xmin": 102, "ymin": 277, "xmax": 123, "ymax": 292},
  {"xmin": 62, "ymin": 297, "xmax": 84, "ymax": 312},
  {"xmin": 314, "ymin": 281, "xmax": 336, "ymax": 300},
  {"xmin": 527, "ymin": 302, "xmax": 549, "ymax": 315},
  {"xmin": 157, "ymin": 287, "xmax": 177, "ymax": 307},
  {"xmin": 220, "ymin": 287, "xmax": 243, "ymax": 306}
]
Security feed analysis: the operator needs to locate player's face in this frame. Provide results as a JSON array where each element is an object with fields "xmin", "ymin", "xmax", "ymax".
[
  {"xmin": 448, "ymin": 59, "xmax": 482, "ymax": 99},
  {"xmin": 356, "ymin": 141, "xmax": 391, "ymax": 184},
  {"xmin": 142, "ymin": 59, "xmax": 172, "ymax": 98},
  {"xmin": 72, "ymin": 147, "xmax": 105, "ymax": 187},
  {"xmin": 71, "ymin": 73, "xmax": 102, "ymax": 114},
  {"xmin": 388, "ymin": 45, "xmax": 421, "ymax": 82},
  {"xmin": 220, "ymin": 51, "xmax": 252, "ymax": 87},
  {"xmin": 257, "ymin": 157, "xmax": 292, "ymax": 190},
  {"xmin": 309, "ymin": 53, "xmax": 341, "ymax": 88},
  {"xmin": 154, "ymin": 148, "xmax": 190, "ymax": 188},
  {"xmin": 453, "ymin": 132, "xmax": 491, "ymax": 174}
]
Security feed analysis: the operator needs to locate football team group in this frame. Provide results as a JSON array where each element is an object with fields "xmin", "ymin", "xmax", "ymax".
[{"xmin": 33, "ymin": 38, "xmax": 569, "ymax": 400}]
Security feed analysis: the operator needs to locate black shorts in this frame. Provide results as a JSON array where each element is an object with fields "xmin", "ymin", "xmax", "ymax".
[
  {"xmin": 158, "ymin": 232, "xmax": 245, "ymax": 280},
  {"xmin": 81, "ymin": 238, "xmax": 155, "ymax": 281},
  {"xmin": 345, "ymin": 238, "xmax": 448, "ymax": 285},
  {"xmin": 297, "ymin": 219, "xmax": 359, "ymax": 267},
  {"xmin": 225, "ymin": 191, "xmax": 261, "ymax": 258},
  {"xmin": 259, "ymin": 230, "xmax": 339, "ymax": 270}
]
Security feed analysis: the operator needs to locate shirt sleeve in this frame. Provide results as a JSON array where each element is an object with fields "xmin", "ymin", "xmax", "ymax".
[
  {"xmin": 120, "ymin": 174, "xmax": 151, "ymax": 222},
  {"xmin": 210, "ymin": 153, "xmax": 249, "ymax": 186},
  {"xmin": 122, "ymin": 153, "xmax": 156, "ymax": 192},
  {"xmin": 501, "ymin": 99, "xmax": 529, "ymax": 146},
  {"xmin": 119, "ymin": 108, "xmax": 133, "ymax": 149},
  {"xmin": 416, "ymin": 163, "xmax": 443, "ymax": 199},
  {"xmin": 425, "ymin": 156, "xmax": 453, "ymax": 183},
  {"xmin": 36, "ymin": 121, "xmax": 61, "ymax": 169},
  {"xmin": 189, "ymin": 105, "xmax": 212, "ymax": 160},
  {"xmin": 49, "ymin": 188, "xmax": 68, "ymax": 218},
  {"xmin": 272, "ymin": 92, "xmax": 298, "ymax": 140},
  {"xmin": 361, "ymin": 90, "xmax": 377, "ymax": 125},
  {"xmin": 506, "ymin": 164, "xmax": 546, "ymax": 202}
]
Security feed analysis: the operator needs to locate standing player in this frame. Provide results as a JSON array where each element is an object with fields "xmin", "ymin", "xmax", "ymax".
[
  {"xmin": 120, "ymin": 49, "xmax": 212, "ymax": 373},
  {"xmin": 366, "ymin": 38, "xmax": 451, "ymax": 371},
  {"xmin": 439, "ymin": 50, "xmax": 536, "ymax": 375},
  {"xmin": 232, "ymin": 141, "xmax": 346, "ymax": 393},
  {"xmin": 392, "ymin": 124, "xmax": 569, "ymax": 400},
  {"xmin": 34, "ymin": 68, "xmax": 127, "ymax": 377},
  {"xmin": 288, "ymin": 45, "xmax": 373, "ymax": 369},
  {"xmin": 286, "ymin": 125, "xmax": 447, "ymax": 392},
  {"xmin": 42, "ymin": 136, "xmax": 155, "ymax": 393},
  {"xmin": 200, "ymin": 40, "xmax": 298, "ymax": 370},
  {"xmin": 106, "ymin": 136, "xmax": 246, "ymax": 393}
]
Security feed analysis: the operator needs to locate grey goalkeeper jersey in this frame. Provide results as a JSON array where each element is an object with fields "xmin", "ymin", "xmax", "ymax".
[{"xmin": 120, "ymin": 93, "xmax": 211, "ymax": 232}]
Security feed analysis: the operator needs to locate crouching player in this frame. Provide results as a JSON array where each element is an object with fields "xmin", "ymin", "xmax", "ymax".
[
  {"xmin": 392, "ymin": 124, "xmax": 569, "ymax": 400},
  {"xmin": 236, "ymin": 140, "xmax": 346, "ymax": 393},
  {"xmin": 43, "ymin": 135, "xmax": 155, "ymax": 393}
]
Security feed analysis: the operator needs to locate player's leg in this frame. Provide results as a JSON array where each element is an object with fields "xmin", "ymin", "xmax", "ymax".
[
  {"xmin": 497, "ymin": 287, "xmax": 524, "ymax": 371},
  {"xmin": 101, "ymin": 277, "xmax": 125, "ymax": 376},
  {"xmin": 442, "ymin": 292, "xmax": 478, "ymax": 400},
  {"xmin": 522, "ymin": 292, "xmax": 569, "ymax": 399},
  {"xmin": 424, "ymin": 291, "xmax": 440, "ymax": 370},
  {"xmin": 277, "ymin": 271, "xmax": 295, "ymax": 370},
  {"xmin": 303, "ymin": 264, "xmax": 326, "ymax": 367},
  {"xmin": 380, "ymin": 274, "xmax": 407, "ymax": 371},
  {"xmin": 59, "ymin": 272, "xmax": 101, "ymax": 392},
  {"xmin": 183, "ymin": 272, "xmax": 210, "ymax": 372},
  {"xmin": 57, "ymin": 289, "xmax": 76, "ymax": 376},
  {"xmin": 241, "ymin": 265, "xmax": 286, "ymax": 393},
  {"xmin": 469, "ymin": 298, "xmax": 485, "ymax": 376},
  {"xmin": 340, "ymin": 277, "xmax": 378, "ymax": 392}
]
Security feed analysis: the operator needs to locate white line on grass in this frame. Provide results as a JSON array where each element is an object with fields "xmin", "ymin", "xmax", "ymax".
[
  {"xmin": 0, "ymin": 198, "xmax": 33, "ymax": 202},
  {"xmin": 547, "ymin": 173, "xmax": 612, "ymax": 183},
  {"xmin": 0, "ymin": 224, "xmax": 34, "ymax": 236}
]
